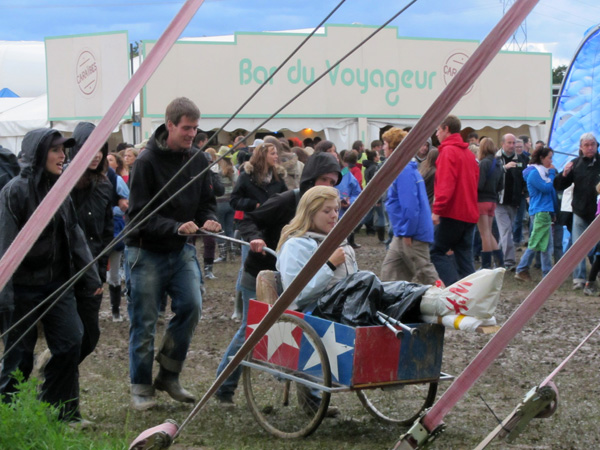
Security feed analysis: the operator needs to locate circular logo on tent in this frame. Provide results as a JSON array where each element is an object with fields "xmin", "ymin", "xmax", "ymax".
[
  {"xmin": 76, "ymin": 50, "xmax": 98, "ymax": 96},
  {"xmin": 443, "ymin": 52, "xmax": 473, "ymax": 94}
]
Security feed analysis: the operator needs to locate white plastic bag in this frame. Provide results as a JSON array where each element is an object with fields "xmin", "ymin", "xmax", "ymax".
[{"xmin": 419, "ymin": 268, "xmax": 505, "ymax": 319}]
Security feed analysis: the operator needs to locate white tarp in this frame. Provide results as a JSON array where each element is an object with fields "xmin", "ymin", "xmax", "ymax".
[{"xmin": 0, "ymin": 95, "xmax": 48, "ymax": 152}]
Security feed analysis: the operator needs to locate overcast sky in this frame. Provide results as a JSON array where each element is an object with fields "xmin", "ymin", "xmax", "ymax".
[{"xmin": 2, "ymin": 0, "xmax": 599, "ymax": 67}]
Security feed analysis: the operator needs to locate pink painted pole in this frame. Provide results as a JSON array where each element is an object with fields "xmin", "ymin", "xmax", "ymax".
[{"xmin": 0, "ymin": 0, "xmax": 205, "ymax": 292}]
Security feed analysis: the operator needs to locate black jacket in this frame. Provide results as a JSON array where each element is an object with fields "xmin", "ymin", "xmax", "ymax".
[
  {"xmin": 239, "ymin": 152, "xmax": 342, "ymax": 281},
  {"xmin": 363, "ymin": 160, "xmax": 379, "ymax": 184},
  {"xmin": 0, "ymin": 128, "xmax": 100, "ymax": 312},
  {"xmin": 125, "ymin": 124, "xmax": 217, "ymax": 253},
  {"xmin": 229, "ymin": 162, "xmax": 288, "ymax": 213},
  {"xmin": 554, "ymin": 153, "xmax": 600, "ymax": 222},
  {"xmin": 478, "ymin": 155, "xmax": 504, "ymax": 203},
  {"xmin": 497, "ymin": 152, "xmax": 527, "ymax": 206},
  {"xmin": 0, "ymin": 145, "xmax": 20, "ymax": 191},
  {"xmin": 70, "ymin": 122, "xmax": 114, "ymax": 283}
]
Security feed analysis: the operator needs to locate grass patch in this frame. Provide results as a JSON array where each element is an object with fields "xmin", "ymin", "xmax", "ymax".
[{"xmin": 0, "ymin": 372, "xmax": 126, "ymax": 449}]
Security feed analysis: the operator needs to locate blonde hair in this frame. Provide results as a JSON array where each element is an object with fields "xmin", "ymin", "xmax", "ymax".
[
  {"xmin": 205, "ymin": 147, "xmax": 217, "ymax": 162},
  {"xmin": 277, "ymin": 186, "xmax": 340, "ymax": 251}
]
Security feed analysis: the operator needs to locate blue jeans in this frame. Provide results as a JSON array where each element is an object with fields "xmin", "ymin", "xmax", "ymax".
[
  {"xmin": 361, "ymin": 203, "xmax": 386, "ymax": 228},
  {"xmin": 513, "ymin": 196, "xmax": 527, "ymax": 245},
  {"xmin": 553, "ymin": 223, "xmax": 564, "ymax": 263},
  {"xmin": 235, "ymin": 244, "xmax": 250, "ymax": 293},
  {"xmin": 572, "ymin": 214, "xmax": 593, "ymax": 283},
  {"xmin": 125, "ymin": 244, "xmax": 202, "ymax": 390},
  {"xmin": 430, "ymin": 217, "xmax": 476, "ymax": 286},
  {"xmin": 217, "ymin": 201, "xmax": 235, "ymax": 238},
  {"xmin": 216, "ymin": 284, "xmax": 255, "ymax": 399},
  {"xmin": 516, "ymin": 223, "xmax": 554, "ymax": 277}
]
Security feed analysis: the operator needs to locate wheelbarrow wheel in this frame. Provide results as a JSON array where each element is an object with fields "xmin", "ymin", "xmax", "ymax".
[
  {"xmin": 356, "ymin": 381, "xmax": 438, "ymax": 425},
  {"xmin": 243, "ymin": 313, "xmax": 332, "ymax": 438}
]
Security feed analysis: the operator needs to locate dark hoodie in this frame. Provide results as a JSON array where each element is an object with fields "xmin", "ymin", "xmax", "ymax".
[
  {"xmin": 0, "ymin": 128, "xmax": 100, "ymax": 312},
  {"xmin": 239, "ymin": 152, "xmax": 342, "ymax": 284},
  {"xmin": 124, "ymin": 123, "xmax": 217, "ymax": 253},
  {"xmin": 69, "ymin": 122, "xmax": 114, "ymax": 283},
  {"xmin": 0, "ymin": 145, "xmax": 20, "ymax": 191}
]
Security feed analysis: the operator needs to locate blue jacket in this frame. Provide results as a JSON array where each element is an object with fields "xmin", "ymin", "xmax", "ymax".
[
  {"xmin": 335, "ymin": 167, "xmax": 361, "ymax": 217},
  {"xmin": 523, "ymin": 165, "xmax": 558, "ymax": 215},
  {"xmin": 386, "ymin": 160, "xmax": 434, "ymax": 243}
]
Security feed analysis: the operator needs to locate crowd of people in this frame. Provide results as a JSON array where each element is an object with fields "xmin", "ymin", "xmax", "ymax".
[{"xmin": 1, "ymin": 98, "xmax": 599, "ymax": 423}]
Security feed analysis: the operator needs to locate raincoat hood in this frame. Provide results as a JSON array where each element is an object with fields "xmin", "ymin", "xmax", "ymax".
[
  {"xmin": 299, "ymin": 152, "xmax": 342, "ymax": 194},
  {"xmin": 19, "ymin": 128, "xmax": 69, "ymax": 184},
  {"xmin": 70, "ymin": 122, "xmax": 109, "ymax": 175}
]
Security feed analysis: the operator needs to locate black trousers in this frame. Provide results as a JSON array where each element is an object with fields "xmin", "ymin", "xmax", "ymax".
[
  {"xmin": 75, "ymin": 291, "xmax": 102, "ymax": 363},
  {"xmin": 0, "ymin": 282, "xmax": 83, "ymax": 420}
]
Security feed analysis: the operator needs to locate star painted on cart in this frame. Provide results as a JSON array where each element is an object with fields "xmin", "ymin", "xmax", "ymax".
[
  {"xmin": 303, "ymin": 322, "xmax": 353, "ymax": 382},
  {"xmin": 246, "ymin": 321, "xmax": 300, "ymax": 360}
]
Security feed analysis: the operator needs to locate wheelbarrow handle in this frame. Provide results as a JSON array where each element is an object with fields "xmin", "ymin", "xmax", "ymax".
[
  {"xmin": 179, "ymin": 229, "xmax": 278, "ymax": 258},
  {"xmin": 376, "ymin": 315, "xmax": 402, "ymax": 339},
  {"xmin": 376, "ymin": 311, "xmax": 419, "ymax": 336}
]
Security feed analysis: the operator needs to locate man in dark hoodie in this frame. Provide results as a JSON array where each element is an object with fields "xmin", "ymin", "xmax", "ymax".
[
  {"xmin": 0, "ymin": 128, "xmax": 101, "ymax": 423},
  {"xmin": 125, "ymin": 97, "xmax": 220, "ymax": 410},
  {"xmin": 215, "ymin": 151, "xmax": 341, "ymax": 405}
]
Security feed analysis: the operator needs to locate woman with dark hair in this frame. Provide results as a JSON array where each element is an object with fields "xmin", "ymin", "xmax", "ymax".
[
  {"xmin": 0, "ymin": 128, "xmax": 101, "ymax": 423},
  {"xmin": 109, "ymin": 151, "xmax": 129, "ymax": 184},
  {"xmin": 314, "ymin": 140, "xmax": 336, "ymax": 154},
  {"xmin": 293, "ymin": 147, "xmax": 309, "ymax": 164},
  {"xmin": 69, "ymin": 122, "xmax": 115, "ymax": 356},
  {"xmin": 418, "ymin": 148, "xmax": 439, "ymax": 206},
  {"xmin": 476, "ymin": 138, "xmax": 504, "ymax": 268},
  {"xmin": 515, "ymin": 147, "xmax": 558, "ymax": 280}
]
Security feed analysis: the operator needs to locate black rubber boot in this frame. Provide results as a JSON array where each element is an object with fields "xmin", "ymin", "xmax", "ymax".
[
  {"xmin": 347, "ymin": 232, "xmax": 361, "ymax": 249},
  {"xmin": 153, "ymin": 367, "xmax": 195, "ymax": 403},
  {"xmin": 376, "ymin": 227, "xmax": 385, "ymax": 243},
  {"xmin": 480, "ymin": 251, "xmax": 492, "ymax": 269},
  {"xmin": 109, "ymin": 285, "xmax": 122, "ymax": 322},
  {"xmin": 492, "ymin": 249, "xmax": 505, "ymax": 268}
]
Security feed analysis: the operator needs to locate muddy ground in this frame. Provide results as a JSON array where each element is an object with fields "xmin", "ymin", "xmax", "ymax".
[{"xmin": 36, "ymin": 233, "xmax": 600, "ymax": 448}]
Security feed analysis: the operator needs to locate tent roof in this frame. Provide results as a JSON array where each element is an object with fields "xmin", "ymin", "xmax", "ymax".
[{"xmin": 0, "ymin": 88, "xmax": 19, "ymax": 98}]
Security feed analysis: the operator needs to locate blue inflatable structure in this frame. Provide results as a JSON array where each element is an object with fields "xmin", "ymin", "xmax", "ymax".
[{"xmin": 548, "ymin": 24, "xmax": 600, "ymax": 170}]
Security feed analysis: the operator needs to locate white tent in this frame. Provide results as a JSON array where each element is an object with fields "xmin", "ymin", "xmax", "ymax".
[
  {"xmin": 0, "ymin": 94, "xmax": 134, "ymax": 155},
  {"xmin": 0, "ymin": 95, "xmax": 48, "ymax": 152},
  {"xmin": 0, "ymin": 41, "xmax": 46, "ymax": 98}
]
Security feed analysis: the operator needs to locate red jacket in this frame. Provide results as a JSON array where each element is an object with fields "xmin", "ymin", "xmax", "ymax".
[
  {"xmin": 348, "ymin": 165, "xmax": 363, "ymax": 188},
  {"xmin": 432, "ymin": 133, "xmax": 479, "ymax": 223}
]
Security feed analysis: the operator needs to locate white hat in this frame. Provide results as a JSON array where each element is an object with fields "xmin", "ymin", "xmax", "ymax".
[{"xmin": 250, "ymin": 138, "xmax": 264, "ymax": 148}]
